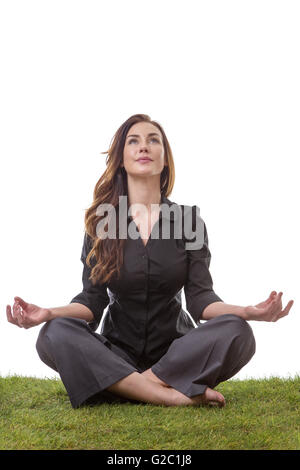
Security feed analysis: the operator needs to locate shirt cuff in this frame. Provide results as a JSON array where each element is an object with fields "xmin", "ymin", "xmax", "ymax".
[
  {"xmin": 69, "ymin": 297, "xmax": 100, "ymax": 331},
  {"xmin": 192, "ymin": 291, "xmax": 224, "ymax": 323}
]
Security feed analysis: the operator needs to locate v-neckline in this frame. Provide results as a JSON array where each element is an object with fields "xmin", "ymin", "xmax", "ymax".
[{"xmin": 130, "ymin": 211, "xmax": 161, "ymax": 249}]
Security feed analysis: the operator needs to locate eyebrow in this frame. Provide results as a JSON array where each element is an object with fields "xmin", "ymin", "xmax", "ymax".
[{"xmin": 126, "ymin": 132, "xmax": 161, "ymax": 139}]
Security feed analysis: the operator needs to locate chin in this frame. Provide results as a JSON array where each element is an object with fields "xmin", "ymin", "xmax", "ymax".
[{"xmin": 129, "ymin": 169, "xmax": 155, "ymax": 177}]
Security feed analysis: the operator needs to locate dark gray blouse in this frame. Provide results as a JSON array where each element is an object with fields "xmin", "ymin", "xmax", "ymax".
[{"xmin": 70, "ymin": 195, "xmax": 223, "ymax": 367}]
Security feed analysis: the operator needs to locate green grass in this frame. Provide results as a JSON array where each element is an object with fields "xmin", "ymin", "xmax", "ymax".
[{"xmin": 0, "ymin": 375, "xmax": 299, "ymax": 450}]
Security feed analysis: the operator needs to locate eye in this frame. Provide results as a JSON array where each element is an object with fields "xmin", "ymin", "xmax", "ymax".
[{"xmin": 128, "ymin": 137, "xmax": 160, "ymax": 144}]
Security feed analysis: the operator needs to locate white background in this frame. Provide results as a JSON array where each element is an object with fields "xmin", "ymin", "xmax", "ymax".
[{"xmin": 0, "ymin": 0, "xmax": 299, "ymax": 382}]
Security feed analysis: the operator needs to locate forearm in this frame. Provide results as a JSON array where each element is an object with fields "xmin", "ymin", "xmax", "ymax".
[
  {"xmin": 202, "ymin": 301, "xmax": 247, "ymax": 321},
  {"xmin": 48, "ymin": 303, "xmax": 94, "ymax": 322}
]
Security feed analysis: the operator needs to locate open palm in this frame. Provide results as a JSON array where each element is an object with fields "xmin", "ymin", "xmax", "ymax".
[
  {"xmin": 245, "ymin": 291, "xmax": 294, "ymax": 322},
  {"xmin": 6, "ymin": 296, "xmax": 51, "ymax": 329}
]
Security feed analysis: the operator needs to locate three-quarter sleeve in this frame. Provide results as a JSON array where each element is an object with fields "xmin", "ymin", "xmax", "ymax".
[
  {"xmin": 184, "ymin": 206, "xmax": 223, "ymax": 323},
  {"xmin": 70, "ymin": 232, "xmax": 109, "ymax": 331}
]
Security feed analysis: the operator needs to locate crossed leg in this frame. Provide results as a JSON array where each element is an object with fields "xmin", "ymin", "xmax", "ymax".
[
  {"xmin": 106, "ymin": 369, "xmax": 226, "ymax": 407},
  {"xmin": 36, "ymin": 314, "xmax": 254, "ymax": 409},
  {"xmin": 141, "ymin": 368, "xmax": 225, "ymax": 406},
  {"xmin": 116, "ymin": 314, "xmax": 256, "ymax": 408}
]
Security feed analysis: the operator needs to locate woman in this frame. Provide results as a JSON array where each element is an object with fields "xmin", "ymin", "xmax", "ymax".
[{"xmin": 6, "ymin": 114, "xmax": 294, "ymax": 409}]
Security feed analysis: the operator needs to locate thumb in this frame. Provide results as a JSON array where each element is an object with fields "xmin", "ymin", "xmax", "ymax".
[{"xmin": 14, "ymin": 296, "xmax": 28, "ymax": 309}]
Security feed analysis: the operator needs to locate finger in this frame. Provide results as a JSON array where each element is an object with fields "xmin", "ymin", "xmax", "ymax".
[
  {"xmin": 266, "ymin": 291, "xmax": 277, "ymax": 305},
  {"xmin": 6, "ymin": 304, "xmax": 13, "ymax": 321},
  {"xmin": 6, "ymin": 305, "xmax": 21, "ymax": 327},
  {"xmin": 17, "ymin": 305, "xmax": 26, "ymax": 327},
  {"xmin": 265, "ymin": 290, "xmax": 277, "ymax": 305},
  {"xmin": 277, "ymin": 292, "xmax": 283, "ymax": 308},
  {"xmin": 284, "ymin": 299, "xmax": 294, "ymax": 315},
  {"xmin": 13, "ymin": 301, "xmax": 24, "ymax": 327},
  {"xmin": 274, "ymin": 300, "xmax": 294, "ymax": 321},
  {"xmin": 272, "ymin": 292, "xmax": 283, "ymax": 311},
  {"xmin": 12, "ymin": 301, "xmax": 20, "ymax": 318},
  {"xmin": 14, "ymin": 296, "xmax": 28, "ymax": 311},
  {"xmin": 273, "ymin": 300, "xmax": 293, "ymax": 322}
]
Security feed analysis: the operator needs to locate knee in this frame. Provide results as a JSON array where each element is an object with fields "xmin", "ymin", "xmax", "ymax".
[
  {"xmin": 225, "ymin": 314, "xmax": 256, "ymax": 355},
  {"xmin": 36, "ymin": 321, "xmax": 50, "ymax": 356},
  {"xmin": 36, "ymin": 317, "xmax": 80, "ymax": 354}
]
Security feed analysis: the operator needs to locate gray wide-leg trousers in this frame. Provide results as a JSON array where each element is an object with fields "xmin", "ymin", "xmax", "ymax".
[{"xmin": 36, "ymin": 314, "xmax": 256, "ymax": 409}]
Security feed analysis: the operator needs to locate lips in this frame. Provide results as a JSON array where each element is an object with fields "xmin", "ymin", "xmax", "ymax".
[{"xmin": 137, "ymin": 156, "xmax": 152, "ymax": 162}]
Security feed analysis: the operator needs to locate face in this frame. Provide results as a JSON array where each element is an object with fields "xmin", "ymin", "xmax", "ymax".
[{"xmin": 122, "ymin": 122, "xmax": 167, "ymax": 178}]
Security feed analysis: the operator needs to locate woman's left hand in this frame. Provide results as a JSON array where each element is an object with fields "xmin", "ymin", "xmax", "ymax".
[{"xmin": 244, "ymin": 291, "xmax": 294, "ymax": 322}]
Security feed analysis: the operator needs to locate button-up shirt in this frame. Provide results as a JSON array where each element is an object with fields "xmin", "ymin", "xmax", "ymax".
[{"xmin": 70, "ymin": 195, "xmax": 223, "ymax": 368}]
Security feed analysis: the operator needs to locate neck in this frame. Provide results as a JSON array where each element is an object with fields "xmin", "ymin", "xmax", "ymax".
[{"xmin": 127, "ymin": 175, "xmax": 162, "ymax": 211}]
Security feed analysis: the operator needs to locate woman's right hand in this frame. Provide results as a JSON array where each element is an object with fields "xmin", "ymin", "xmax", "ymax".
[{"xmin": 6, "ymin": 296, "xmax": 52, "ymax": 329}]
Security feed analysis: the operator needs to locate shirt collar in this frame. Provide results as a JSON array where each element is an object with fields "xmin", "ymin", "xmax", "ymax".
[{"xmin": 126, "ymin": 194, "xmax": 179, "ymax": 222}]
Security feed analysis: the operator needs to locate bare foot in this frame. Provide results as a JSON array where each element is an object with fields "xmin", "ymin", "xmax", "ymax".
[
  {"xmin": 141, "ymin": 369, "xmax": 225, "ymax": 408},
  {"xmin": 172, "ymin": 386, "xmax": 226, "ymax": 408},
  {"xmin": 198, "ymin": 387, "xmax": 226, "ymax": 408},
  {"xmin": 141, "ymin": 368, "xmax": 171, "ymax": 387}
]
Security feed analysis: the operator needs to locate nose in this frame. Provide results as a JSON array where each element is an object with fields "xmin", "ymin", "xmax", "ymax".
[{"xmin": 139, "ymin": 145, "xmax": 149, "ymax": 153}]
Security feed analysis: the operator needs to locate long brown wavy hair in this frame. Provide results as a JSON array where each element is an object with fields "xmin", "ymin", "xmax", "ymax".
[{"xmin": 84, "ymin": 114, "xmax": 175, "ymax": 285}]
